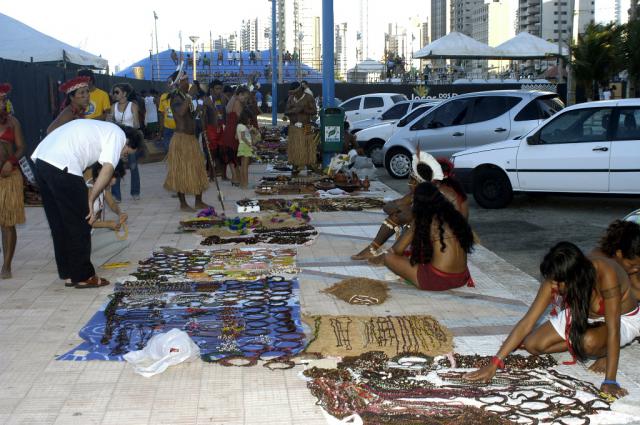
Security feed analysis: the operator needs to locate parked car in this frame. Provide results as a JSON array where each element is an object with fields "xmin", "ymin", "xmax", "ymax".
[
  {"xmin": 382, "ymin": 90, "xmax": 564, "ymax": 178},
  {"xmin": 452, "ymin": 99, "xmax": 640, "ymax": 208},
  {"xmin": 339, "ymin": 93, "xmax": 407, "ymax": 122},
  {"xmin": 355, "ymin": 103, "xmax": 440, "ymax": 166},
  {"xmin": 350, "ymin": 99, "xmax": 440, "ymax": 133}
]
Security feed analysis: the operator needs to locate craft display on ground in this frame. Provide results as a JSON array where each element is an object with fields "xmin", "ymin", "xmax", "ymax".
[
  {"xmin": 255, "ymin": 175, "xmax": 327, "ymax": 195},
  {"xmin": 254, "ymin": 127, "xmax": 287, "ymax": 164},
  {"xmin": 201, "ymin": 224, "xmax": 318, "ymax": 246},
  {"xmin": 323, "ymin": 278, "xmax": 390, "ymax": 305},
  {"xmin": 303, "ymin": 351, "xmax": 616, "ymax": 424},
  {"xmin": 131, "ymin": 247, "xmax": 299, "ymax": 281},
  {"xmin": 304, "ymin": 315, "xmax": 453, "ymax": 357},
  {"xmin": 238, "ymin": 197, "xmax": 385, "ymax": 213},
  {"xmin": 58, "ymin": 276, "xmax": 306, "ymax": 363}
]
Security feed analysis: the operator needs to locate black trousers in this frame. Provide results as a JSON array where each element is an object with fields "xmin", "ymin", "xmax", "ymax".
[{"xmin": 35, "ymin": 159, "xmax": 95, "ymax": 282}]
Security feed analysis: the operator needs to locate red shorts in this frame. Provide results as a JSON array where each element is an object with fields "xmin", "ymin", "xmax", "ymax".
[
  {"xmin": 416, "ymin": 263, "xmax": 474, "ymax": 291},
  {"xmin": 206, "ymin": 124, "xmax": 224, "ymax": 150}
]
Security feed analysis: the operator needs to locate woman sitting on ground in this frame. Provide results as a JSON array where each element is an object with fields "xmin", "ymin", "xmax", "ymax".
[
  {"xmin": 351, "ymin": 152, "xmax": 444, "ymax": 261},
  {"xmin": 464, "ymin": 241, "xmax": 639, "ymax": 398},
  {"xmin": 383, "ymin": 181, "xmax": 475, "ymax": 291}
]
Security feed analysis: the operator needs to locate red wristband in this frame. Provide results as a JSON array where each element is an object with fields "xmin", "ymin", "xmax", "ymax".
[
  {"xmin": 8, "ymin": 155, "xmax": 18, "ymax": 167},
  {"xmin": 491, "ymin": 356, "xmax": 505, "ymax": 369}
]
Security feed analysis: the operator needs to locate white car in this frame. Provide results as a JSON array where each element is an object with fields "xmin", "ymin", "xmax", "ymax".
[
  {"xmin": 350, "ymin": 99, "xmax": 440, "ymax": 133},
  {"xmin": 452, "ymin": 99, "xmax": 640, "ymax": 208},
  {"xmin": 355, "ymin": 103, "xmax": 440, "ymax": 166},
  {"xmin": 339, "ymin": 93, "xmax": 407, "ymax": 122}
]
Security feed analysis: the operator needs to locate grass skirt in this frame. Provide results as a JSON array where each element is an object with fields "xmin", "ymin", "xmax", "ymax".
[
  {"xmin": 0, "ymin": 169, "xmax": 25, "ymax": 226},
  {"xmin": 287, "ymin": 126, "xmax": 318, "ymax": 167},
  {"xmin": 163, "ymin": 132, "xmax": 209, "ymax": 195}
]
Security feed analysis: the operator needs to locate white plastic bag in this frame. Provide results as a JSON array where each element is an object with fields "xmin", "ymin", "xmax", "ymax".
[{"xmin": 123, "ymin": 328, "xmax": 200, "ymax": 377}]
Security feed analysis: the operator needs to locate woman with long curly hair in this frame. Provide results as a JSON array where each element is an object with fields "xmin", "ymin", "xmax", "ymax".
[
  {"xmin": 383, "ymin": 181, "xmax": 475, "ymax": 291},
  {"xmin": 465, "ymin": 241, "xmax": 639, "ymax": 398}
]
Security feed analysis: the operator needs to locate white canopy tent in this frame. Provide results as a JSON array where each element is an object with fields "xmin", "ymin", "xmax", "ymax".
[
  {"xmin": 414, "ymin": 32, "xmax": 501, "ymax": 59},
  {"xmin": 347, "ymin": 59, "xmax": 385, "ymax": 83},
  {"xmin": 0, "ymin": 13, "xmax": 108, "ymax": 69},
  {"xmin": 494, "ymin": 32, "xmax": 567, "ymax": 58}
]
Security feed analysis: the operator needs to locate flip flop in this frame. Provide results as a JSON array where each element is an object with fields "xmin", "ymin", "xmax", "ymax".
[{"xmin": 74, "ymin": 275, "xmax": 111, "ymax": 289}]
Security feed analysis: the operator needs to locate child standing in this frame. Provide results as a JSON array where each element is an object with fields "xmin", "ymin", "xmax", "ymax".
[{"xmin": 235, "ymin": 111, "xmax": 255, "ymax": 189}]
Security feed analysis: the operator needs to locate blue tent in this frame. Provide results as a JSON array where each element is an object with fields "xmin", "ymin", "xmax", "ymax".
[{"xmin": 116, "ymin": 49, "xmax": 322, "ymax": 84}]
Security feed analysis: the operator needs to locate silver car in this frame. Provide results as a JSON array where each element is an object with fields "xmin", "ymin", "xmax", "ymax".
[
  {"xmin": 350, "ymin": 99, "xmax": 440, "ymax": 133},
  {"xmin": 382, "ymin": 90, "xmax": 564, "ymax": 178}
]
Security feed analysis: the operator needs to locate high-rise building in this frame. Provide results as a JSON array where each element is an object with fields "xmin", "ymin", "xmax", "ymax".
[
  {"xmin": 518, "ymin": 0, "xmax": 543, "ymax": 37},
  {"xmin": 541, "ymin": 0, "xmax": 594, "ymax": 45},
  {"xmin": 451, "ymin": 0, "xmax": 484, "ymax": 36},
  {"xmin": 432, "ymin": 0, "xmax": 452, "ymax": 41},
  {"xmin": 335, "ymin": 23, "xmax": 349, "ymax": 80},
  {"xmin": 472, "ymin": 0, "xmax": 515, "ymax": 71},
  {"xmin": 358, "ymin": 0, "xmax": 369, "ymax": 61},
  {"xmin": 302, "ymin": 16, "xmax": 321, "ymax": 71},
  {"xmin": 240, "ymin": 18, "xmax": 270, "ymax": 52}
]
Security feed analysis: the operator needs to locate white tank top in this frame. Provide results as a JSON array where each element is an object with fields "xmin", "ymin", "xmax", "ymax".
[{"xmin": 114, "ymin": 102, "xmax": 135, "ymax": 127}]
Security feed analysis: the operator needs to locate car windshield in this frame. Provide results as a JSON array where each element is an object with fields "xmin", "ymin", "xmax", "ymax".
[
  {"xmin": 391, "ymin": 95, "xmax": 407, "ymax": 103},
  {"xmin": 538, "ymin": 96, "xmax": 565, "ymax": 119},
  {"xmin": 397, "ymin": 105, "xmax": 434, "ymax": 127}
]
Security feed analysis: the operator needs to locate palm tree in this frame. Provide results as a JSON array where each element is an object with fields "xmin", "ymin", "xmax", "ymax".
[
  {"xmin": 572, "ymin": 23, "xmax": 623, "ymax": 100},
  {"xmin": 622, "ymin": 18, "xmax": 640, "ymax": 97}
]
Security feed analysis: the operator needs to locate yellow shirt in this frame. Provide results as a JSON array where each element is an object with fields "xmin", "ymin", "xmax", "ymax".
[
  {"xmin": 83, "ymin": 88, "xmax": 111, "ymax": 119},
  {"xmin": 158, "ymin": 92, "xmax": 176, "ymax": 129}
]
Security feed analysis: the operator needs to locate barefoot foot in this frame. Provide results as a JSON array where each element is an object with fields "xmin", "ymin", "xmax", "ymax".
[
  {"xmin": 351, "ymin": 244, "xmax": 378, "ymax": 261},
  {"xmin": 0, "ymin": 268, "xmax": 11, "ymax": 279},
  {"xmin": 195, "ymin": 202, "xmax": 210, "ymax": 209},
  {"xmin": 180, "ymin": 204, "xmax": 196, "ymax": 212},
  {"xmin": 589, "ymin": 357, "xmax": 607, "ymax": 374}
]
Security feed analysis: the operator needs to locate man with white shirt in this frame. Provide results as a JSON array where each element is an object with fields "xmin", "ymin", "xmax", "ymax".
[{"xmin": 31, "ymin": 120, "xmax": 142, "ymax": 288}]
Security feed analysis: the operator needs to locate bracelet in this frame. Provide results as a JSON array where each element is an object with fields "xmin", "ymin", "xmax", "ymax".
[
  {"xmin": 490, "ymin": 356, "xmax": 505, "ymax": 369},
  {"xmin": 602, "ymin": 379, "xmax": 620, "ymax": 387}
]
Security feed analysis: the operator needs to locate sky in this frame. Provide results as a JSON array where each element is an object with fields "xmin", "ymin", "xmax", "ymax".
[
  {"xmin": 1, "ymin": 0, "xmax": 629, "ymax": 71},
  {"xmin": 2, "ymin": 0, "xmax": 422, "ymax": 71}
]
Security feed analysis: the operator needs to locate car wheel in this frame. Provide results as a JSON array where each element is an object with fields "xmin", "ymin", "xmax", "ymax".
[
  {"xmin": 365, "ymin": 140, "xmax": 385, "ymax": 167},
  {"xmin": 385, "ymin": 147, "xmax": 411, "ymax": 179},
  {"xmin": 472, "ymin": 167, "xmax": 513, "ymax": 209}
]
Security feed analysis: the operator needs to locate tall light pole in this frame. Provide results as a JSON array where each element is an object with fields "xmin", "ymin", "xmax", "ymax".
[
  {"xmin": 322, "ymin": 0, "xmax": 335, "ymax": 107},
  {"xmin": 153, "ymin": 11, "xmax": 160, "ymax": 80},
  {"xmin": 270, "ymin": 0, "xmax": 278, "ymax": 126},
  {"xmin": 189, "ymin": 36, "xmax": 199, "ymax": 81}
]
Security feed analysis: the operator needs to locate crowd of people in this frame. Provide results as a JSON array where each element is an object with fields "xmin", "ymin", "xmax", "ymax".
[{"xmin": 1, "ymin": 68, "xmax": 639, "ymax": 400}]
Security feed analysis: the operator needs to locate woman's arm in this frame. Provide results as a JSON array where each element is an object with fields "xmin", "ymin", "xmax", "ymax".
[
  {"xmin": 464, "ymin": 281, "xmax": 555, "ymax": 381},
  {"xmin": 390, "ymin": 224, "xmax": 414, "ymax": 255},
  {"xmin": 11, "ymin": 116, "xmax": 25, "ymax": 159},
  {"xmin": 46, "ymin": 108, "xmax": 73, "ymax": 134},
  {"xmin": 131, "ymin": 103, "xmax": 140, "ymax": 129}
]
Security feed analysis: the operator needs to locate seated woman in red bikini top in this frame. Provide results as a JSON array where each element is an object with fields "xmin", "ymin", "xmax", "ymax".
[{"xmin": 383, "ymin": 181, "xmax": 475, "ymax": 291}]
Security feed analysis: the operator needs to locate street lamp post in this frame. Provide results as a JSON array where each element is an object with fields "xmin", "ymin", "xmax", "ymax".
[
  {"xmin": 153, "ymin": 11, "xmax": 160, "ymax": 80},
  {"xmin": 322, "ymin": 0, "xmax": 335, "ymax": 107},
  {"xmin": 189, "ymin": 36, "xmax": 199, "ymax": 81},
  {"xmin": 270, "ymin": 0, "xmax": 278, "ymax": 126}
]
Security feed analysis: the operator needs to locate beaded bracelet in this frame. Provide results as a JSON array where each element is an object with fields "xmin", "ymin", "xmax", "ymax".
[
  {"xmin": 602, "ymin": 379, "xmax": 620, "ymax": 387},
  {"xmin": 491, "ymin": 356, "xmax": 505, "ymax": 369}
]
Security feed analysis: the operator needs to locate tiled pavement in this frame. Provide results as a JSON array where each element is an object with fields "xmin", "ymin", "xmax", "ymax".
[{"xmin": 1, "ymin": 161, "xmax": 639, "ymax": 425}]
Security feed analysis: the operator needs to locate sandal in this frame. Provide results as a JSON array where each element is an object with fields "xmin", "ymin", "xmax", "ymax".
[
  {"xmin": 64, "ymin": 279, "xmax": 75, "ymax": 287},
  {"xmin": 74, "ymin": 275, "xmax": 111, "ymax": 289}
]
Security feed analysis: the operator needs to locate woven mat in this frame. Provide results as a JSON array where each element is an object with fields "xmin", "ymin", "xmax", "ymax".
[
  {"xmin": 304, "ymin": 315, "xmax": 453, "ymax": 357},
  {"xmin": 323, "ymin": 278, "xmax": 389, "ymax": 305}
]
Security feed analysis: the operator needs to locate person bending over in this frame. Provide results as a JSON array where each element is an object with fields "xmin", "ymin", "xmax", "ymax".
[
  {"xmin": 88, "ymin": 162, "xmax": 128, "ymax": 231},
  {"xmin": 383, "ymin": 181, "xmax": 475, "ymax": 291},
  {"xmin": 593, "ymin": 220, "xmax": 640, "ymax": 301},
  {"xmin": 465, "ymin": 241, "xmax": 639, "ymax": 398}
]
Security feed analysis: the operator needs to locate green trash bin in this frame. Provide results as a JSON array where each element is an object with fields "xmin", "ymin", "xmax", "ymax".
[{"xmin": 320, "ymin": 107, "xmax": 345, "ymax": 167}]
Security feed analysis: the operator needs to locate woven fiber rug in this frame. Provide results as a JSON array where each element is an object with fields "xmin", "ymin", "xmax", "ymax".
[
  {"xmin": 304, "ymin": 315, "xmax": 453, "ymax": 357},
  {"xmin": 322, "ymin": 278, "xmax": 390, "ymax": 305}
]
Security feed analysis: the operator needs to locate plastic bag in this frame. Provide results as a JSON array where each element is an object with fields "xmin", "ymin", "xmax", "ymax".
[{"xmin": 123, "ymin": 328, "xmax": 200, "ymax": 377}]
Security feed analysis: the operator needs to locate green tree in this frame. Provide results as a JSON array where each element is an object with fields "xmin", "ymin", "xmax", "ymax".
[
  {"xmin": 572, "ymin": 23, "xmax": 623, "ymax": 100},
  {"xmin": 621, "ymin": 18, "xmax": 640, "ymax": 97}
]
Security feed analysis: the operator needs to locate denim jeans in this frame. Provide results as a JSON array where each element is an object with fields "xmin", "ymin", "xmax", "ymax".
[
  {"xmin": 162, "ymin": 128, "xmax": 174, "ymax": 153},
  {"xmin": 111, "ymin": 152, "xmax": 140, "ymax": 200}
]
